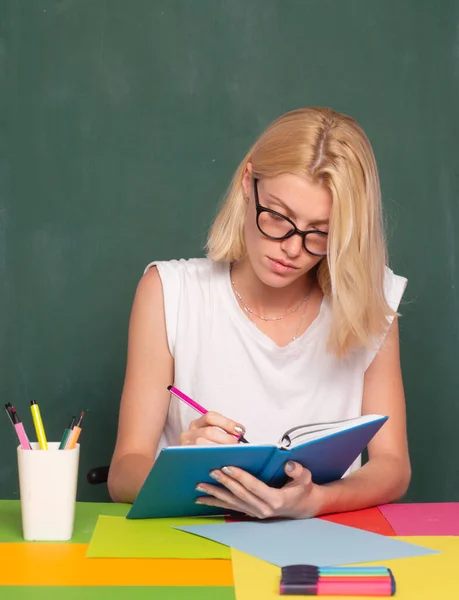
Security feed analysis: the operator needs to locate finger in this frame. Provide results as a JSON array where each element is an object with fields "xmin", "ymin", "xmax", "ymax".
[
  {"xmin": 195, "ymin": 496, "xmax": 259, "ymax": 518},
  {"xmin": 214, "ymin": 466, "xmax": 280, "ymax": 506},
  {"xmin": 199, "ymin": 426, "xmax": 239, "ymax": 445},
  {"xmin": 182, "ymin": 426, "xmax": 235, "ymax": 445},
  {"xmin": 191, "ymin": 411, "xmax": 246, "ymax": 440},
  {"xmin": 180, "ymin": 429, "xmax": 218, "ymax": 445},
  {"xmin": 189, "ymin": 420, "xmax": 229, "ymax": 437},
  {"xmin": 195, "ymin": 484, "xmax": 260, "ymax": 517},
  {"xmin": 202, "ymin": 470, "xmax": 274, "ymax": 519},
  {"xmin": 283, "ymin": 461, "xmax": 313, "ymax": 486},
  {"xmin": 180, "ymin": 434, "xmax": 217, "ymax": 446},
  {"xmin": 282, "ymin": 462, "xmax": 321, "ymax": 518},
  {"xmin": 194, "ymin": 437, "xmax": 218, "ymax": 446}
]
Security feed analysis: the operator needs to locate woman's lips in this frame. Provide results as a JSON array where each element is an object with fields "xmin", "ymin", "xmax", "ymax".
[{"xmin": 268, "ymin": 257, "xmax": 298, "ymax": 273}]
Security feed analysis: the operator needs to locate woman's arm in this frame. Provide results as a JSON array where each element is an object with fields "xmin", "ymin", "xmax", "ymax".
[
  {"xmin": 107, "ymin": 267, "xmax": 174, "ymax": 503},
  {"xmin": 193, "ymin": 317, "xmax": 411, "ymax": 519},
  {"xmin": 314, "ymin": 316, "xmax": 411, "ymax": 514}
]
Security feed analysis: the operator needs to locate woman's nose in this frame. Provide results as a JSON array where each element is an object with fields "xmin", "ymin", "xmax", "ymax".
[{"xmin": 280, "ymin": 233, "xmax": 303, "ymax": 257}]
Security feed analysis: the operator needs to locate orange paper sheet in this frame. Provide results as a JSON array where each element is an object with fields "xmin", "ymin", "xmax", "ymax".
[
  {"xmin": 231, "ymin": 536, "xmax": 459, "ymax": 600},
  {"xmin": 0, "ymin": 543, "xmax": 233, "ymax": 586}
]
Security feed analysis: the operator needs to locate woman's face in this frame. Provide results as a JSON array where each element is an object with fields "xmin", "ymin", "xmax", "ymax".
[{"xmin": 242, "ymin": 168, "xmax": 332, "ymax": 289}]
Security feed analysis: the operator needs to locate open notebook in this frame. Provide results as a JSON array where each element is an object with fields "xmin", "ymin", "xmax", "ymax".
[
  {"xmin": 127, "ymin": 414, "xmax": 388, "ymax": 519},
  {"xmin": 277, "ymin": 414, "xmax": 385, "ymax": 448}
]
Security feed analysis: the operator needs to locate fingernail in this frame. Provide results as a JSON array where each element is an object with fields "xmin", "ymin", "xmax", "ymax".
[
  {"xmin": 195, "ymin": 500, "xmax": 203, "ymax": 505},
  {"xmin": 209, "ymin": 470, "xmax": 220, "ymax": 480},
  {"xmin": 285, "ymin": 461, "xmax": 295, "ymax": 472},
  {"xmin": 234, "ymin": 425, "xmax": 246, "ymax": 435},
  {"xmin": 195, "ymin": 485, "xmax": 207, "ymax": 493},
  {"xmin": 221, "ymin": 466, "xmax": 232, "ymax": 476}
]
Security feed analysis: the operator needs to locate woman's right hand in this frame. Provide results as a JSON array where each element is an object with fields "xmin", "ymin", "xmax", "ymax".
[{"xmin": 180, "ymin": 411, "xmax": 246, "ymax": 446}]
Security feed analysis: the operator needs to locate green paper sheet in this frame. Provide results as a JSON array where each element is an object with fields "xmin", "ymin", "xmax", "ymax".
[
  {"xmin": 0, "ymin": 500, "xmax": 129, "ymax": 543},
  {"xmin": 0, "ymin": 501, "xmax": 22, "ymax": 543},
  {"xmin": 86, "ymin": 515, "xmax": 230, "ymax": 559},
  {"xmin": 0, "ymin": 587, "xmax": 235, "ymax": 600},
  {"xmin": 71, "ymin": 502, "xmax": 130, "ymax": 543}
]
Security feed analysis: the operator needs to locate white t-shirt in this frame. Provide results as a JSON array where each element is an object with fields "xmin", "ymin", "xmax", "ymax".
[{"xmin": 146, "ymin": 258, "xmax": 407, "ymax": 473}]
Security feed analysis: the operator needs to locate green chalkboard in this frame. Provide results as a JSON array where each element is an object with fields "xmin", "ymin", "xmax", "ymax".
[{"xmin": 1, "ymin": 1, "xmax": 458, "ymax": 503}]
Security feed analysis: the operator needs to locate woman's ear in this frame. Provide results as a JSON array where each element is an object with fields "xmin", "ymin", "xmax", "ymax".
[{"xmin": 241, "ymin": 162, "xmax": 253, "ymax": 201}]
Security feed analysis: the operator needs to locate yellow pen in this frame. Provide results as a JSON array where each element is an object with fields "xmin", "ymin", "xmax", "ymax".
[{"xmin": 30, "ymin": 400, "xmax": 48, "ymax": 450}]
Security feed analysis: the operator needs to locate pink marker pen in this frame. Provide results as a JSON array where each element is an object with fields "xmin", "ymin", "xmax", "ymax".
[
  {"xmin": 5, "ymin": 404, "xmax": 32, "ymax": 450},
  {"xmin": 167, "ymin": 385, "xmax": 249, "ymax": 443}
]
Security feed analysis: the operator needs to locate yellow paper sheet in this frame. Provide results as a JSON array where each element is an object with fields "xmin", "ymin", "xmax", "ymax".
[
  {"xmin": 86, "ymin": 515, "xmax": 230, "ymax": 558},
  {"xmin": 231, "ymin": 536, "xmax": 459, "ymax": 600}
]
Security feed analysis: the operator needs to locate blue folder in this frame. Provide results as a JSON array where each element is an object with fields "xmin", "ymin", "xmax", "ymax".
[{"xmin": 127, "ymin": 414, "xmax": 388, "ymax": 519}]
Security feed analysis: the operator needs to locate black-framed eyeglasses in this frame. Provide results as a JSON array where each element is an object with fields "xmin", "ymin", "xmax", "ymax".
[{"xmin": 253, "ymin": 178, "xmax": 328, "ymax": 257}]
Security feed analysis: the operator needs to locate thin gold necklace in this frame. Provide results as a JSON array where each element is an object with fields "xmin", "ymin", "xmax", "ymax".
[
  {"xmin": 230, "ymin": 272, "xmax": 312, "ymax": 322},
  {"xmin": 292, "ymin": 299, "xmax": 308, "ymax": 341}
]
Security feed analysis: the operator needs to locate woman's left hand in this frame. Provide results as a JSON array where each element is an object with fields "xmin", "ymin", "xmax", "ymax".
[{"xmin": 195, "ymin": 461, "xmax": 324, "ymax": 519}]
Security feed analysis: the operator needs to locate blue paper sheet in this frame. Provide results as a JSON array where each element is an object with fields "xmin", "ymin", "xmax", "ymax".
[{"xmin": 174, "ymin": 518, "xmax": 439, "ymax": 567}]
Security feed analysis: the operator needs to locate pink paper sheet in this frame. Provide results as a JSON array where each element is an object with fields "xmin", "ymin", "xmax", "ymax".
[{"xmin": 379, "ymin": 503, "xmax": 459, "ymax": 536}]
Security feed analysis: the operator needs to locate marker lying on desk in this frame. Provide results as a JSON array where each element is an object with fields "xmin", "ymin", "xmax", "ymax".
[
  {"xmin": 59, "ymin": 416, "xmax": 76, "ymax": 450},
  {"xmin": 280, "ymin": 564, "xmax": 396, "ymax": 596},
  {"xmin": 281, "ymin": 565, "xmax": 393, "ymax": 577},
  {"xmin": 4, "ymin": 403, "xmax": 32, "ymax": 450},
  {"xmin": 167, "ymin": 385, "xmax": 249, "ymax": 443},
  {"xmin": 281, "ymin": 580, "xmax": 394, "ymax": 596},
  {"xmin": 65, "ymin": 412, "xmax": 84, "ymax": 449},
  {"xmin": 30, "ymin": 400, "xmax": 48, "ymax": 450}
]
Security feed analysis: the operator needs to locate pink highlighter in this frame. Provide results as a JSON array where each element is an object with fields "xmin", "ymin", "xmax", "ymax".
[
  {"xmin": 167, "ymin": 385, "xmax": 249, "ymax": 443},
  {"xmin": 5, "ymin": 404, "xmax": 32, "ymax": 450}
]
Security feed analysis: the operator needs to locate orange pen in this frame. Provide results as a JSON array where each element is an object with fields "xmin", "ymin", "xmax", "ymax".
[{"xmin": 65, "ymin": 412, "xmax": 84, "ymax": 449}]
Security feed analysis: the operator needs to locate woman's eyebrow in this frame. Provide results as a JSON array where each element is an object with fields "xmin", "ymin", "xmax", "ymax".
[
  {"xmin": 267, "ymin": 193, "xmax": 329, "ymax": 228},
  {"xmin": 267, "ymin": 193, "xmax": 296, "ymax": 217},
  {"xmin": 309, "ymin": 219, "xmax": 329, "ymax": 228}
]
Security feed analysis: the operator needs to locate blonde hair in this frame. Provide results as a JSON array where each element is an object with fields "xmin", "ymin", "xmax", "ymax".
[{"xmin": 207, "ymin": 107, "xmax": 396, "ymax": 358}]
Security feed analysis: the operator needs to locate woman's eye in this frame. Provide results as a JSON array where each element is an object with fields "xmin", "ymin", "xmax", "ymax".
[{"xmin": 269, "ymin": 213, "xmax": 285, "ymax": 222}]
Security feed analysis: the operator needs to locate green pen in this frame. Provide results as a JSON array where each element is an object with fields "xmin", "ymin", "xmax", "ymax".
[{"xmin": 59, "ymin": 416, "xmax": 75, "ymax": 450}]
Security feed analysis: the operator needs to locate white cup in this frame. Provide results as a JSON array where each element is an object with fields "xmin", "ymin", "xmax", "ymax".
[{"xmin": 17, "ymin": 441, "xmax": 80, "ymax": 541}]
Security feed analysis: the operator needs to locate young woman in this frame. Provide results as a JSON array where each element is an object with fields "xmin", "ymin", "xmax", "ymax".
[{"xmin": 108, "ymin": 107, "xmax": 411, "ymax": 519}]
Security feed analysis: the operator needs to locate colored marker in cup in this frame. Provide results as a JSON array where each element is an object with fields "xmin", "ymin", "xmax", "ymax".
[
  {"xmin": 4, "ymin": 403, "xmax": 32, "ymax": 450},
  {"xmin": 65, "ymin": 412, "xmax": 84, "ymax": 449},
  {"xmin": 30, "ymin": 400, "xmax": 48, "ymax": 450},
  {"xmin": 59, "ymin": 416, "xmax": 76, "ymax": 450}
]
